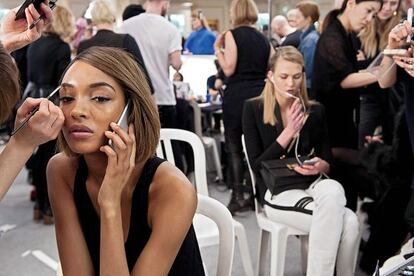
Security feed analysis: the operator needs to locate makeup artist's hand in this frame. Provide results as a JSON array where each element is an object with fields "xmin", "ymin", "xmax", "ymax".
[
  {"xmin": 98, "ymin": 123, "xmax": 136, "ymax": 208},
  {"xmin": 387, "ymin": 20, "xmax": 414, "ymax": 50},
  {"xmin": 393, "ymin": 48, "xmax": 414, "ymax": 77},
  {"xmin": 11, "ymin": 97, "xmax": 64, "ymax": 149},
  {"xmin": 1, "ymin": 1, "xmax": 53, "ymax": 53}
]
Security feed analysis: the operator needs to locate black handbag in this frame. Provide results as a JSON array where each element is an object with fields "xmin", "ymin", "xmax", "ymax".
[{"xmin": 260, "ymin": 156, "xmax": 319, "ymax": 196}]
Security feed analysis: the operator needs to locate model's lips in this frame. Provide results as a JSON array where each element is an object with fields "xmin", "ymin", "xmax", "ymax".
[{"xmin": 68, "ymin": 125, "xmax": 93, "ymax": 139}]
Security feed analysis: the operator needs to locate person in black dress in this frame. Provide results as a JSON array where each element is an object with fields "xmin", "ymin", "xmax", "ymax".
[
  {"xmin": 77, "ymin": 0, "xmax": 153, "ymax": 95},
  {"xmin": 312, "ymin": 0, "xmax": 382, "ymax": 210},
  {"xmin": 48, "ymin": 47, "xmax": 204, "ymax": 275},
  {"xmin": 26, "ymin": 5, "xmax": 74, "ymax": 224},
  {"xmin": 214, "ymin": 0, "xmax": 273, "ymax": 214}
]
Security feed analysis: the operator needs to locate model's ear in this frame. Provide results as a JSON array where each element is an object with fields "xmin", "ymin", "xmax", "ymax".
[
  {"xmin": 346, "ymin": 0, "xmax": 356, "ymax": 9},
  {"xmin": 267, "ymin": 70, "xmax": 275, "ymax": 85}
]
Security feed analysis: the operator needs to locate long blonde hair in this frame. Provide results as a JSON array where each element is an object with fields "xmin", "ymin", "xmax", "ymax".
[
  {"xmin": 262, "ymin": 46, "xmax": 312, "ymax": 126},
  {"xmin": 358, "ymin": 8, "xmax": 401, "ymax": 58}
]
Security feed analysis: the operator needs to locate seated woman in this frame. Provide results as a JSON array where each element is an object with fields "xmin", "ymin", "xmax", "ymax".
[
  {"xmin": 47, "ymin": 47, "xmax": 204, "ymax": 275},
  {"xmin": 242, "ymin": 46, "xmax": 360, "ymax": 276}
]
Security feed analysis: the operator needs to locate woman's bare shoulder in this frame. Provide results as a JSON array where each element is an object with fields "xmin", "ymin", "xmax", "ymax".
[
  {"xmin": 149, "ymin": 161, "xmax": 197, "ymax": 207},
  {"xmin": 47, "ymin": 152, "xmax": 79, "ymax": 190}
]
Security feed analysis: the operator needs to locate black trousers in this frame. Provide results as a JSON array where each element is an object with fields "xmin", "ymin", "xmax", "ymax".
[{"xmin": 158, "ymin": 105, "xmax": 184, "ymax": 172}]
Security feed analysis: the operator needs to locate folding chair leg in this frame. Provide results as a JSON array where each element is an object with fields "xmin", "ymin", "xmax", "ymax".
[
  {"xmin": 234, "ymin": 220, "xmax": 254, "ymax": 276},
  {"xmin": 270, "ymin": 227, "xmax": 288, "ymax": 276},
  {"xmin": 257, "ymin": 230, "xmax": 270, "ymax": 276}
]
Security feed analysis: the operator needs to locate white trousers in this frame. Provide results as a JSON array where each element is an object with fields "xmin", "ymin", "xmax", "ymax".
[{"xmin": 264, "ymin": 179, "xmax": 360, "ymax": 276}]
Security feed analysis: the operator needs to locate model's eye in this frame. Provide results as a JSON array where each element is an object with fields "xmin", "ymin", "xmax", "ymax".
[
  {"xmin": 293, "ymin": 74, "xmax": 302, "ymax": 80},
  {"xmin": 92, "ymin": 96, "xmax": 110, "ymax": 103},
  {"xmin": 59, "ymin": 96, "xmax": 74, "ymax": 103}
]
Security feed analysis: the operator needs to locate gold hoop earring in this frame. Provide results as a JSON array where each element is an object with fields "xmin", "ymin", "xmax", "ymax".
[{"xmin": 393, "ymin": 11, "xmax": 398, "ymax": 16}]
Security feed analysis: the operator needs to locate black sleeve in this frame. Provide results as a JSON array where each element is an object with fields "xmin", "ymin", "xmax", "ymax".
[
  {"xmin": 123, "ymin": 34, "xmax": 155, "ymax": 94},
  {"xmin": 77, "ymin": 41, "xmax": 86, "ymax": 55},
  {"xmin": 315, "ymin": 33, "xmax": 357, "ymax": 91},
  {"xmin": 242, "ymin": 100, "xmax": 286, "ymax": 174},
  {"xmin": 56, "ymin": 43, "xmax": 71, "ymax": 83}
]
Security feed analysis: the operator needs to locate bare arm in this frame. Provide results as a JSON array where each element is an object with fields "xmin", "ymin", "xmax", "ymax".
[
  {"xmin": 340, "ymin": 71, "xmax": 378, "ymax": 89},
  {"xmin": 0, "ymin": 98, "xmax": 63, "ymax": 200},
  {"xmin": 169, "ymin": 50, "xmax": 182, "ymax": 71},
  {"xmin": 48, "ymin": 154, "xmax": 95, "ymax": 276},
  {"xmin": 378, "ymin": 55, "xmax": 397, "ymax": 88},
  {"xmin": 131, "ymin": 163, "xmax": 197, "ymax": 276},
  {"xmin": 215, "ymin": 31, "xmax": 237, "ymax": 77}
]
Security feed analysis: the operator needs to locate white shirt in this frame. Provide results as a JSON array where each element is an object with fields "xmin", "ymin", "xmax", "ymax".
[{"xmin": 120, "ymin": 13, "xmax": 182, "ymax": 106}]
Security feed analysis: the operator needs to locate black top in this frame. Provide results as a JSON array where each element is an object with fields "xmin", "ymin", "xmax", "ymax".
[
  {"xmin": 398, "ymin": 68, "xmax": 414, "ymax": 159},
  {"xmin": 27, "ymin": 33, "xmax": 71, "ymax": 88},
  {"xmin": 77, "ymin": 29, "xmax": 154, "ymax": 94},
  {"xmin": 242, "ymin": 97, "xmax": 332, "ymax": 203},
  {"xmin": 73, "ymin": 156, "xmax": 205, "ymax": 275},
  {"xmin": 312, "ymin": 18, "xmax": 360, "ymax": 149},
  {"xmin": 227, "ymin": 26, "xmax": 270, "ymax": 85},
  {"xmin": 281, "ymin": 30, "xmax": 301, "ymax": 48}
]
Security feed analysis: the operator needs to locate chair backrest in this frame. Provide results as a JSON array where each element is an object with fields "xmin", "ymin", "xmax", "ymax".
[
  {"xmin": 241, "ymin": 135, "xmax": 263, "ymax": 215},
  {"xmin": 196, "ymin": 194, "xmax": 235, "ymax": 276},
  {"xmin": 157, "ymin": 128, "xmax": 209, "ymax": 196}
]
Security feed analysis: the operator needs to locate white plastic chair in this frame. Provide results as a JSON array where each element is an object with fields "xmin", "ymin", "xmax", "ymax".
[
  {"xmin": 189, "ymin": 101, "xmax": 224, "ymax": 182},
  {"xmin": 157, "ymin": 128, "xmax": 254, "ymax": 276},
  {"xmin": 197, "ymin": 194, "xmax": 235, "ymax": 276},
  {"xmin": 242, "ymin": 135, "xmax": 308, "ymax": 276}
]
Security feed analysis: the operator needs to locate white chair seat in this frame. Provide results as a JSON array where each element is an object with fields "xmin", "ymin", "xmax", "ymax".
[{"xmin": 193, "ymin": 213, "xmax": 220, "ymax": 247}]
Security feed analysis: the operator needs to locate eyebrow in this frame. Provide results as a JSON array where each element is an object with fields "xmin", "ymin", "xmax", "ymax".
[{"xmin": 60, "ymin": 82, "xmax": 116, "ymax": 92}]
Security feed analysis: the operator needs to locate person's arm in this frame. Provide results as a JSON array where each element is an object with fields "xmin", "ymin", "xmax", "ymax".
[
  {"xmin": 1, "ymin": 2, "xmax": 53, "ymax": 53},
  {"xmin": 47, "ymin": 153, "xmax": 95, "ymax": 275},
  {"xmin": 169, "ymin": 50, "xmax": 182, "ymax": 71},
  {"xmin": 340, "ymin": 71, "xmax": 378, "ymax": 89},
  {"xmin": 378, "ymin": 21, "xmax": 414, "ymax": 87},
  {"xmin": 0, "ymin": 98, "xmax": 63, "ymax": 200},
  {"xmin": 124, "ymin": 35, "xmax": 155, "ymax": 94},
  {"xmin": 215, "ymin": 31, "xmax": 237, "ymax": 77},
  {"xmin": 169, "ymin": 30, "xmax": 183, "ymax": 71},
  {"xmin": 131, "ymin": 162, "xmax": 197, "ymax": 275},
  {"xmin": 56, "ymin": 43, "xmax": 71, "ymax": 82}
]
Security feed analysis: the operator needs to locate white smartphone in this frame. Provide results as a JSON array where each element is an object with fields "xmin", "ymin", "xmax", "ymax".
[
  {"xmin": 109, "ymin": 100, "xmax": 131, "ymax": 148},
  {"xmin": 383, "ymin": 49, "xmax": 409, "ymax": 56},
  {"xmin": 303, "ymin": 159, "xmax": 317, "ymax": 166}
]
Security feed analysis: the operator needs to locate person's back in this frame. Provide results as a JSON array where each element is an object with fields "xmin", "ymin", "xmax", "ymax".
[
  {"xmin": 27, "ymin": 34, "xmax": 70, "ymax": 88},
  {"xmin": 227, "ymin": 26, "xmax": 269, "ymax": 85},
  {"xmin": 121, "ymin": 13, "xmax": 182, "ymax": 106}
]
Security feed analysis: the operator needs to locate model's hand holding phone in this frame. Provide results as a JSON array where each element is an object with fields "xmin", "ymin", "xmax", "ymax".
[
  {"xmin": 99, "ymin": 122, "xmax": 136, "ymax": 207},
  {"xmin": 294, "ymin": 157, "xmax": 330, "ymax": 176},
  {"xmin": 0, "ymin": 0, "xmax": 53, "ymax": 53}
]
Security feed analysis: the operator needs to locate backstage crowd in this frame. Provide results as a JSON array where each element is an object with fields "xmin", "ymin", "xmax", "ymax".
[{"xmin": 1, "ymin": 0, "xmax": 414, "ymax": 275}]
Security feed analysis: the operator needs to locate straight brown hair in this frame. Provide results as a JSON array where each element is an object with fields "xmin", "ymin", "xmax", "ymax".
[
  {"xmin": 58, "ymin": 47, "xmax": 160, "ymax": 163},
  {"xmin": 0, "ymin": 43, "xmax": 20, "ymax": 123}
]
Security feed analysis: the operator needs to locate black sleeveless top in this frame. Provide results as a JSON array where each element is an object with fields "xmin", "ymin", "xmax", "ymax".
[
  {"xmin": 73, "ymin": 156, "xmax": 205, "ymax": 275},
  {"xmin": 227, "ymin": 26, "xmax": 270, "ymax": 85}
]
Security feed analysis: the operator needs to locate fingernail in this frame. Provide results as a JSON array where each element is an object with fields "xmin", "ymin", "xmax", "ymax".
[{"xmin": 110, "ymin": 122, "xmax": 117, "ymax": 127}]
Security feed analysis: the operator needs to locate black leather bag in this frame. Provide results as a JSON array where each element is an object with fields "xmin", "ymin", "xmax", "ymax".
[{"xmin": 260, "ymin": 156, "xmax": 318, "ymax": 196}]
